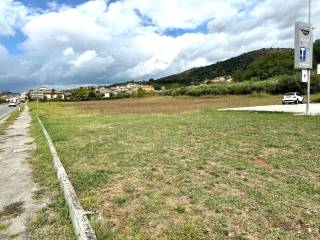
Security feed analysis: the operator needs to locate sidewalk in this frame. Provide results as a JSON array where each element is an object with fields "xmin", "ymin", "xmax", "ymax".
[{"xmin": 0, "ymin": 106, "xmax": 42, "ymax": 239}]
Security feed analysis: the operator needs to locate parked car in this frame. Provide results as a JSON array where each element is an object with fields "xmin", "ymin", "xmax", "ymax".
[
  {"xmin": 8, "ymin": 101, "xmax": 18, "ymax": 107},
  {"xmin": 282, "ymin": 92, "xmax": 304, "ymax": 104}
]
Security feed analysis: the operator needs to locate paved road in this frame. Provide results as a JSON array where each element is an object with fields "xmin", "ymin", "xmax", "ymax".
[
  {"xmin": 222, "ymin": 103, "xmax": 320, "ymax": 114},
  {"xmin": 0, "ymin": 106, "xmax": 43, "ymax": 239},
  {"xmin": 0, "ymin": 103, "xmax": 14, "ymax": 120}
]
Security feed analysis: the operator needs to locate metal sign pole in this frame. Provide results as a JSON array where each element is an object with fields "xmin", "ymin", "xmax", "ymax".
[
  {"xmin": 309, "ymin": 0, "xmax": 311, "ymax": 25},
  {"xmin": 306, "ymin": 0, "xmax": 312, "ymax": 115},
  {"xmin": 307, "ymin": 70, "xmax": 310, "ymax": 114}
]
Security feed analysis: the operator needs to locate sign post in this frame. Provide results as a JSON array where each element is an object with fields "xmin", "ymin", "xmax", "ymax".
[
  {"xmin": 295, "ymin": 19, "xmax": 313, "ymax": 114},
  {"xmin": 32, "ymin": 92, "xmax": 43, "ymax": 113}
]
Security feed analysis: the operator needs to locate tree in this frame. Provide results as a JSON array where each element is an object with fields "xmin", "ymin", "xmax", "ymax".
[
  {"xmin": 313, "ymin": 39, "xmax": 320, "ymax": 68},
  {"xmin": 88, "ymin": 90, "xmax": 96, "ymax": 99},
  {"xmin": 137, "ymin": 87, "xmax": 146, "ymax": 97},
  {"xmin": 232, "ymin": 51, "xmax": 294, "ymax": 81}
]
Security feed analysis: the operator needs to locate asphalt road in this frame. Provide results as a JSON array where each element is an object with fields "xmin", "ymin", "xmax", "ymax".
[
  {"xmin": 0, "ymin": 103, "xmax": 14, "ymax": 120},
  {"xmin": 222, "ymin": 103, "xmax": 320, "ymax": 114}
]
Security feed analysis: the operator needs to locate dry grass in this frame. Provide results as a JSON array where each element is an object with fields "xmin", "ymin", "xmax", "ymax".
[
  {"xmin": 64, "ymin": 95, "xmax": 281, "ymax": 115},
  {"xmin": 0, "ymin": 202, "xmax": 24, "ymax": 221}
]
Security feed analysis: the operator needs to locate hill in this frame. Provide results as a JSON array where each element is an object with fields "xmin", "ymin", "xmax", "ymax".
[
  {"xmin": 152, "ymin": 48, "xmax": 293, "ymax": 86},
  {"xmin": 0, "ymin": 91, "xmax": 19, "ymax": 102}
]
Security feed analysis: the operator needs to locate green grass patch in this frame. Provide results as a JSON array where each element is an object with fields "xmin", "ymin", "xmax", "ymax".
[{"xmin": 29, "ymin": 96, "xmax": 320, "ymax": 239}]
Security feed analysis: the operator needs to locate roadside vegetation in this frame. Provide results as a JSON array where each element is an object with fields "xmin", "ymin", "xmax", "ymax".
[
  {"xmin": 29, "ymin": 96, "xmax": 320, "ymax": 239},
  {"xmin": 0, "ymin": 106, "xmax": 24, "ymax": 135}
]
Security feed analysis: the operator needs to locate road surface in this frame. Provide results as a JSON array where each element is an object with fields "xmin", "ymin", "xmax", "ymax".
[
  {"xmin": 0, "ymin": 106, "xmax": 43, "ymax": 239},
  {"xmin": 0, "ymin": 103, "xmax": 14, "ymax": 120},
  {"xmin": 222, "ymin": 103, "xmax": 320, "ymax": 114}
]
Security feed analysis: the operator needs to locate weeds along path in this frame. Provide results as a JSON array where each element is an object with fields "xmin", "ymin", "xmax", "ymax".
[{"xmin": 0, "ymin": 106, "xmax": 43, "ymax": 239}]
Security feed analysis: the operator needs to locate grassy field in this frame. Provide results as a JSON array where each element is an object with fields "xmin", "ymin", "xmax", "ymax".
[
  {"xmin": 63, "ymin": 94, "xmax": 282, "ymax": 115},
  {"xmin": 30, "ymin": 95, "xmax": 320, "ymax": 239}
]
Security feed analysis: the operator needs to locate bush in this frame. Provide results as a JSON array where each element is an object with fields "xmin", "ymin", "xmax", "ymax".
[
  {"xmin": 164, "ymin": 80, "xmax": 280, "ymax": 97},
  {"xmin": 162, "ymin": 74, "xmax": 320, "ymax": 97},
  {"xmin": 276, "ymin": 74, "xmax": 303, "ymax": 94}
]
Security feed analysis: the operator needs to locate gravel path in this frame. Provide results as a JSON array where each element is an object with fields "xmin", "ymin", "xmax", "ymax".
[
  {"xmin": 221, "ymin": 103, "xmax": 320, "ymax": 114},
  {"xmin": 0, "ymin": 106, "xmax": 42, "ymax": 239}
]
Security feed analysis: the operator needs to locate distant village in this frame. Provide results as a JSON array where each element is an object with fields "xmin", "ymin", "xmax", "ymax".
[
  {"xmin": 0, "ymin": 83, "xmax": 157, "ymax": 102},
  {"xmin": 0, "ymin": 76, "xmax": 233, "ymax": 102}
]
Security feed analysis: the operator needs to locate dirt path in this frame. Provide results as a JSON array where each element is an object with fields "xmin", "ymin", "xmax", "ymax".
[{"xmin": 0, "ymin": 106, "xmax": 42, "ymax": 239}]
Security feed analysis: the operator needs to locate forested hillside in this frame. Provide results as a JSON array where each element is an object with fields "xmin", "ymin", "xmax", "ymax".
[
  {"xmin": 154, "ymin": 48, "xmax": 292, "ymax": 85},
  {"xmin": 231, "ymin": 51, "xmax": 294, "ymax": 81}
]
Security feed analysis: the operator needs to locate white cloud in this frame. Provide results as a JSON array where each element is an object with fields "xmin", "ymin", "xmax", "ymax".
[
  {"xmin": 186, "ymin": 57, "xmax": 210, "ymax": 69},
  {"xmin": 0, "ymin": 0, "xmax": 320, "ymax": 91},
  {"xmin": 0, "ymin": 0, "xmax": 28, "ymax": 36},
  {"xmin": 63, "ymin": 47, "xmax": 74, "ymax": 56},
  {"xmin": 70, "ymin": 50, "xmax": 97, "ymax": 66}
]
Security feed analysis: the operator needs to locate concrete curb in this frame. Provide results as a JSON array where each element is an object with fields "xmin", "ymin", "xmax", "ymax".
[{"xmin": 37, "ymin": 117, "xmax": 97, "ymax": 240}]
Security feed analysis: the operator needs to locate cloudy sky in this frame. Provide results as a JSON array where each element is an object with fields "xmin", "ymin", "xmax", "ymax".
[{"xmin": 0, "ymin": 0, "xmax": 319, "ymax": 92}]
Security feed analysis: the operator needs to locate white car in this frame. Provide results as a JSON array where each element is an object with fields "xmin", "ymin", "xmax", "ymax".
[
  {"xmin": 8, "ymin": 101, "xmax": 18, "ymax": 107},
  {"xmin": 282, "ymin": 92, "xmax": 304, "ymax": 104}
]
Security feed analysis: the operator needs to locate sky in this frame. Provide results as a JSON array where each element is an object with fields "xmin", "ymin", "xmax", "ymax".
[{"xmin": 0, "ymin": 0, "xmax": 320, "ymax": 92}]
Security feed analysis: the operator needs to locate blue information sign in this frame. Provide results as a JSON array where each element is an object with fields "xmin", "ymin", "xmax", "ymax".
[{"xmin": 300, "ymin": 47, "xmax": 306, "ymax": 62}]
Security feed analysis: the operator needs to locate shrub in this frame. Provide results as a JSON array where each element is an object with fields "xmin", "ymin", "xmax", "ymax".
[{"xmin": 162, "ymin": 73, "xmax": 320, "ymax": 97}]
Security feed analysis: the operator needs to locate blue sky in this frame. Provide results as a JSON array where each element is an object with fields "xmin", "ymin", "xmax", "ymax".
[
  {"xmin": 0, "ymin": 30, "xmax": 25, "ymax": 54},
  {"xmin": 19, "ymin": 0, "xmax": 89, "ymax": 9},
  {"xmin": 0, "ymin": 0, "xmax": 318, "ymax": 92}
]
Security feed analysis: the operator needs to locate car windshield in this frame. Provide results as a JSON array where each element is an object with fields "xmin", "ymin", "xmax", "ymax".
[{"xmin": 285, "ymin": 92, "xmax": 296, "ymax": 96}]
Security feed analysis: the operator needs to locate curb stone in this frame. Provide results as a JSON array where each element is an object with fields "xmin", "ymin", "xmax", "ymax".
[{"xmin": 37, "ymin": 117, "xmax": 97, "ymax": 240}]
